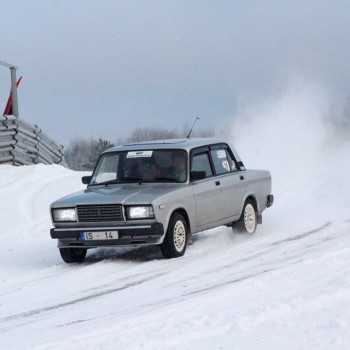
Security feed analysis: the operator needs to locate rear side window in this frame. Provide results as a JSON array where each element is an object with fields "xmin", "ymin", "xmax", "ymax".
[
  {"xmin": 210, "ymin": 149, "xmax": 237, "ymax": 175},
  {"xmin": 191, "ymin": 153, "xmax": 213, "ymax": 178}
]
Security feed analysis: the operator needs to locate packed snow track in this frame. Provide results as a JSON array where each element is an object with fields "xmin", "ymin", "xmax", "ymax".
[{"xmin": 0, "ymin": 163, "xmax": 349, "ymax": 350}]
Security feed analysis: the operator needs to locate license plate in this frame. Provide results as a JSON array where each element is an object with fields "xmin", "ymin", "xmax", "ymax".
[{"xmin": 80, "ymin": 231, "xmax": 119, "ymax": 241}]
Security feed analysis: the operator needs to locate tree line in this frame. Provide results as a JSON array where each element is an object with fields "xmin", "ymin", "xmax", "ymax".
[{"xmin": 64, "ymin": 126, "xmax": 216, "ymax": 170}]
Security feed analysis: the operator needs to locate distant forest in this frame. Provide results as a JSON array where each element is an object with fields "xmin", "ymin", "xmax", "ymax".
[{"xmin": 64, "ymin": 126, "xmax": 216, "ymax": 171}]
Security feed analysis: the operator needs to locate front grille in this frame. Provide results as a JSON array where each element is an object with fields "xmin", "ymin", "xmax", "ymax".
[{"xmin": 76, "ymin": 204, "xmax": 124, "ymax": 222}]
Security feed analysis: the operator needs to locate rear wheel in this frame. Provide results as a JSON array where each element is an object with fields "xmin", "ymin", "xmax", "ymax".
[
  {"xmin": 232, "ymin": 199, "xmax": 257, "ymax": 234},
  {"xmin": 160, "ymin": 213, "xmax": 188, "ymax": 258},
  {"xmin": 59, "ymin": 248, "xmax": 87, "ymax": 263}
]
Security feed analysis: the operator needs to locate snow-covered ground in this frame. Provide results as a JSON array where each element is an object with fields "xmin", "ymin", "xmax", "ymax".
[{"xmin": 1, "ymin": 83, "xmax": 350, "ymax": 349}]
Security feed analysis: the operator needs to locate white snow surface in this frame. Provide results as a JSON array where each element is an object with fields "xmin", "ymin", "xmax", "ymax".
[{"xmin": 1, "ymin": 83, "xmax": 350, "ymax": 349}]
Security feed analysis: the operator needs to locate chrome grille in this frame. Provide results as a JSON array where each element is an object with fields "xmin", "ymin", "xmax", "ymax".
[{"xmin": 76, "ymin": 204, "xmax": 124, "ymax": 222}]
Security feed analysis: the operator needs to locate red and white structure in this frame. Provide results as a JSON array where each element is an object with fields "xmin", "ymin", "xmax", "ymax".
[{"xmin": 0, "ymin": 60, "xmax": 65, "ymax": 166}]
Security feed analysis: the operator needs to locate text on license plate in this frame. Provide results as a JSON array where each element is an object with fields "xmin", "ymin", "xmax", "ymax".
[{"xmin": 80, "ymin": 231, "xmax": 119, "ymax": 241}]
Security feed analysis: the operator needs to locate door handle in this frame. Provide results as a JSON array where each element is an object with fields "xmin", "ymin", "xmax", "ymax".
[
  {"xmin": 215, "ymin": 181, "xmax": 221, "ymax": 186},
  {"xmin": 240, "ymin": 175, "xmax": 244, "ymax": 180}
]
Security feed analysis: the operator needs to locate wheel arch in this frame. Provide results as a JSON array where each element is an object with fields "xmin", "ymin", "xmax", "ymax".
[
  {"xmin": 167, "ymin": 207, "xmax": 191, "ymax": 234},
  {"xmin": 242, "ymin": 194, "xmax": 260, "ymax": 214},
  {"xmin": 242, "ymin": 194, "xmax": 263, "ymax": 225}
]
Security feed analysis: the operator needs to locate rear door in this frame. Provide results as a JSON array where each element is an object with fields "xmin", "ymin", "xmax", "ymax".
[
  {"xmin": 190, "ymin": 146, "xmax": 226, "ymax": 227},
  {"xmin": 209, "ymin": 144, "xmax": 247, "ymax": 219}
]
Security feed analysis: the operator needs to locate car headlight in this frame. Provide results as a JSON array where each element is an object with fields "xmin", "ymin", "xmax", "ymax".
[
  {"xmin": 52, "ymin": 208, "xmax": 77, "ymax": 222},
  {"xmin": 126, "ymin": 206, "xmax": 154, "ymax": 219}
]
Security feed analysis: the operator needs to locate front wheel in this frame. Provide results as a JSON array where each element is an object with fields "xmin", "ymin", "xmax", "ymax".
[
  {"xmin": 232, "ymin": 199, "xmax": 257, "ymax": 234},
  {"xmin": 59, "ymin": 248, "xmax": 87, "ymax": 263},
  {"xmin": 160, "ymin": 213, "xmax": 188, "ymax": 258}
]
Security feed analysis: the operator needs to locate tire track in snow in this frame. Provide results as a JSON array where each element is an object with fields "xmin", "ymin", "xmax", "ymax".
[
  {"xmin": 0, "ymin": 271, "xmax": 167, "ymax": 325},
  {"xmin": 165, "ymin": 228, "xmax": 339, "ymax": 299},
  {"xmin": 270, "ymin": 222, "xmax": 332, "ymax": 246},
  {"xmin": 163, "ymin": 221, "xmax": 338, "ymax": 294}
]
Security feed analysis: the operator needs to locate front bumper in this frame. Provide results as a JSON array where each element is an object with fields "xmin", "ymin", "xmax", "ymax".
[{"xmin": 50, "ymin": 222, "xmax": 164, "ymax": 248}]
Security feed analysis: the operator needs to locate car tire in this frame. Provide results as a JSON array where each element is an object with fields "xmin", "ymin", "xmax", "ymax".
[
  {"xmin": 59, "ymin": 248, "xmax": 87, "ymax": 263},
  {"xmin": 232, "ymin": 199, "xmax": 257, "ymax": 234},
  {"xmin": 160, "ymin": 213, "xmax": 188, "ymax": 258}
]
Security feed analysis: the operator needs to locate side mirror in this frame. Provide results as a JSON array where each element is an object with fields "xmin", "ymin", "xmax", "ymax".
[
  {"xmin": 190, "ymin": 171, "xmax": 206, "ymax": 181},
  {"xmin": 82, "ymin": 176, "xmax": 92, "ymax": 185}
]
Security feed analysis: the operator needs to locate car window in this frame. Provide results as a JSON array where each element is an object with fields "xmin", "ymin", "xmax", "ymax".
[
  {"xmin": 210, "ymin": 149, "xmax": 234, "ymax": 175},
  {"xmin": 92, "ymin": 153, "xmax": 119, "ymax": 183},
  {"xmin": 191, "ymin": 153, "xmax": 213, "ymax": 177}
]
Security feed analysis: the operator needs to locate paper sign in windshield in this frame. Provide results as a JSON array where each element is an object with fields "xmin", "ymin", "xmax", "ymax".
[{"xmin": 127, "ymin": 151, "xmax": 153, "ymax": 158}]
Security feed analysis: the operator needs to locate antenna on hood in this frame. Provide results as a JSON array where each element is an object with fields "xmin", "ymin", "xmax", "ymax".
[{"xmin": 186, "ymin": 116, "xmax": 200, "ymax": 139}]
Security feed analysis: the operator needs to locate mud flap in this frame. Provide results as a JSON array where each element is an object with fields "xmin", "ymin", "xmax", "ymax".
[{"xmin": 257, "ymin": 214, "xmax": 262, "ymax": 225}]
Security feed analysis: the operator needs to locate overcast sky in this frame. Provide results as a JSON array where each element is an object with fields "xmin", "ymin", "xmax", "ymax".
[{"xmin": 1, "ymin": 0, "xmax": 350, "ymax": 146}]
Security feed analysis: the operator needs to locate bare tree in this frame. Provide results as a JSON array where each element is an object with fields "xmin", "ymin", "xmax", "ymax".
[
  {"xmin": 126, "ymin": 127, "xmax": 180, "ymax": 143},
  {"xmin": 121, "ymin": 126, "xmax": 216, "ymax": 144},
  {"xmin": 64, "ymin": 137, "xmax": 115, "ymax": 170},
  {"xmin": 65, "ymin": 126, "xmax": 216, "ymax": 170}
]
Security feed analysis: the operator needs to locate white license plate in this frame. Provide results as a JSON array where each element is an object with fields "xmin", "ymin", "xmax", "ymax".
[{"xmin": 81, "ymin": 231, "xmax": 119, "ymax": 241}]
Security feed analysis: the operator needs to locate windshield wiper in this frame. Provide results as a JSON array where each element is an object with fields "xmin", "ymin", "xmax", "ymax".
[
  {"xmin": 93, "ymin": 177, "xmax": 145, "ymax": 186},
  {"xmin": 89, "ymin": 179, "xmax": 122, "ymax": 186}
]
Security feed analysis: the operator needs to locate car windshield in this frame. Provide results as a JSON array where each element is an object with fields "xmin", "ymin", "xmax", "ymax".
[{"xmin": 90, "ymin": 149, "xmax": 188, "ymax": 185}]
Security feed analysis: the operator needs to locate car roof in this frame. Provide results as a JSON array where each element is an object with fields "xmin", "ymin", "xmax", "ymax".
[{"xmin": 104, "ymin": 138, "xmax": 229, "ymax": 153}]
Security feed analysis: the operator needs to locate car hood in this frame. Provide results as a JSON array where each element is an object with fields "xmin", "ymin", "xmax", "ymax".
[{"xmin": 51, "ymin": 183, "xmax": 182, "ymax": 208}]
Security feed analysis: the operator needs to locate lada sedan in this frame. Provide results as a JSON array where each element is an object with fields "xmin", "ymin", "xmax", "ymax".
[{"xmin": 50, "ymin": 138, "xmax": 273, "ymax": 263}]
